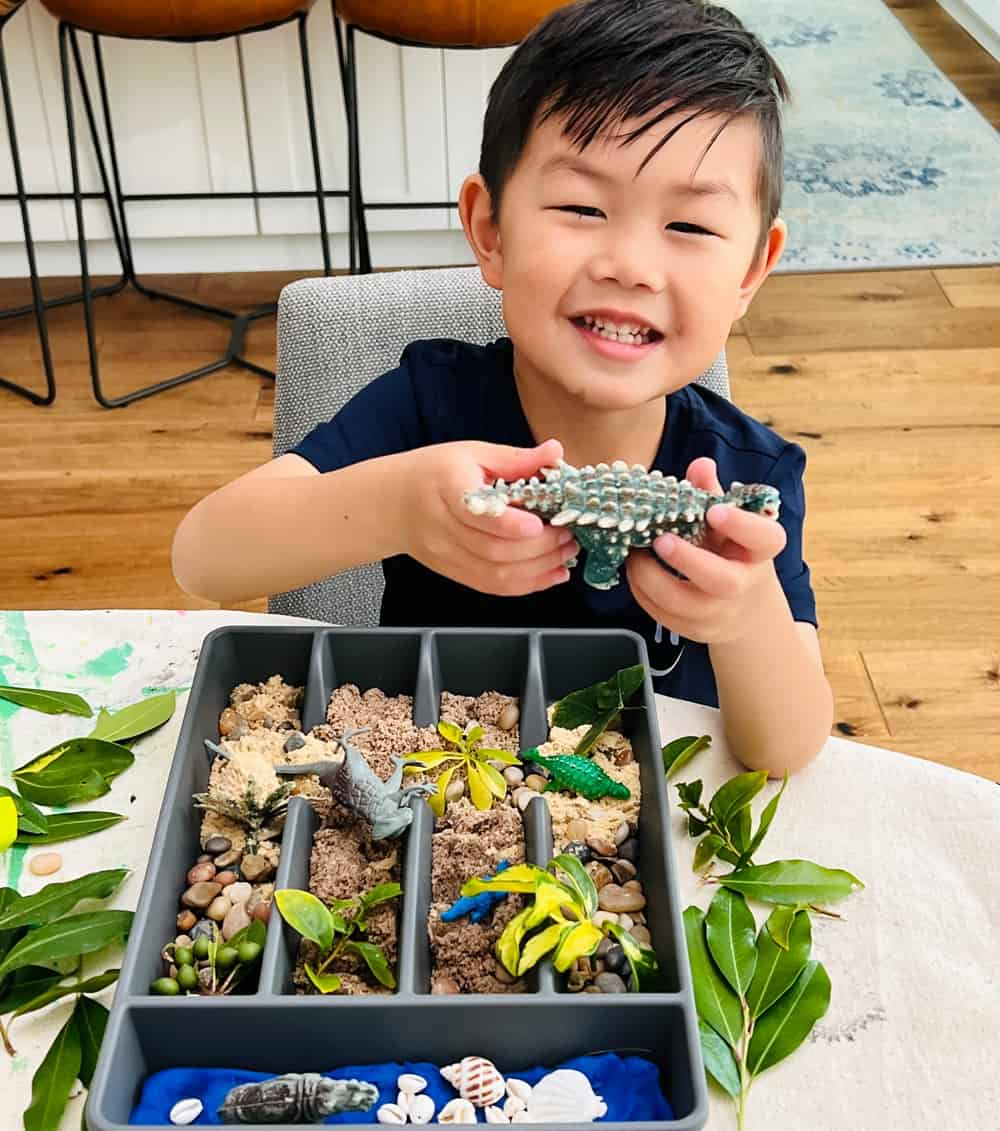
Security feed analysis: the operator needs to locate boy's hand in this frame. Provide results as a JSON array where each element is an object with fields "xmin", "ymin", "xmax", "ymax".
[
  {"xmin": 397, "ymin": 438, "xmax": 578, "ymax": 596},
  {"xmin": 625, "ymin": 457, "xmax": 787, "ymax": 644}
]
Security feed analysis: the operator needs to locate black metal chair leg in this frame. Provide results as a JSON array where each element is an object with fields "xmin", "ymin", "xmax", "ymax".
[
  {"xmin": 341, "ymin": 20, "xmax": 372, "ymax": 274},
  {"xmin": 0, "ymin": 32, "xmax": 56, "ymax": 405},
  {"xmin": 298, "ymin": 12, "xmax": 331, "ymax": 277}
]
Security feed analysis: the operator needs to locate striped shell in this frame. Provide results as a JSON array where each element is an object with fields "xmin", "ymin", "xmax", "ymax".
[
  {"xmin": 440, "ymin": 1056, "xmax": 506, "ymax": 1107},
  {"xmin": 522, "ymin": 1069, "xmax": 607, "ymax": 1123}
]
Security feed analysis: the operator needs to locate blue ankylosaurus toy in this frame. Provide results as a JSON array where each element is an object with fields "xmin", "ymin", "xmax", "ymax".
[{"xmin": 441, "ymin": 859, "xmax": 512, "ymax": 924}]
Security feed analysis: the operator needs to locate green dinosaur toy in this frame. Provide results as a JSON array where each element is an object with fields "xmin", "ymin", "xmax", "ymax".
[{"xmin": 525, "ymin": 748, "xmax": 630, "ymax": 801}]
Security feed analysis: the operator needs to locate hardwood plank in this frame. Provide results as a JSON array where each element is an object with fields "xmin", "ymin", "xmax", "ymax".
[
  {"xmin": 821, "ymin": 646, "xmax": 891, "ymax": 744},
  {"xmin": 934, "ymin": 267, "xmax": 1000, "ymax": 307}
]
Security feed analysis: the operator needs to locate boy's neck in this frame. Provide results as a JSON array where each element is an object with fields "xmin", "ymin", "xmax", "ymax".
[{"xmin": 513, "ymin": 361, "xmax": 666, "ymax": 471}]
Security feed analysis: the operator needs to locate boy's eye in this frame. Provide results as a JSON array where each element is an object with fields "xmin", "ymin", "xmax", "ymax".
[
  {"xmin": 552, "ymin": 205, "xmax": 606, "ymax": 219},
  {"xmin": 668, "ymin": 222, "xmax": 714, "ymax": 236}
]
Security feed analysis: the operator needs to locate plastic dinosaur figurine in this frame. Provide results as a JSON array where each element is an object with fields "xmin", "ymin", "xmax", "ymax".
[
  {"xmin": 463, "ymin": 459, "xmax": 781, "ymax": 590},
  {"xmin": 524, "ymin": 748, "xmax": 631, "ymax": 801},
  {"xmin": 218, "ymin": 1072, "xmax": 378, "ymax": 1124},
  {"xmin": 441, "ymin": 859, "xmax": 512, "ymax": 923},
  {"xmin": 275, "ymin": 727, "xmax": 435, "ymax": 839}
]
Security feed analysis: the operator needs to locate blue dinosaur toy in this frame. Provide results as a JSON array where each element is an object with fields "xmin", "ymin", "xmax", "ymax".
[{"xmin": 441, "ymin": 859, "xmax": 511, "ymax": 924}]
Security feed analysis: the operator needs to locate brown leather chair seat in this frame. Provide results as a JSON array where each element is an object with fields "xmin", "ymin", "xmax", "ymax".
[
  {"xmin": 39, "ymin": 0, "xmax": 316, "ymax": 40},
  {"xmin": 335, "ymin": 0, "xmax": 562, "ymax": 47}
]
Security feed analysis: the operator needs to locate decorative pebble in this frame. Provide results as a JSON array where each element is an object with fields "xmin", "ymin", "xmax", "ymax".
[
  {"xmin": 561, "ymin": 841, "xmax": 591, "ymax": 864},
  {"xmin": 566, "ymin": 970, "xmax": 587, "ymax": 992},
  {"xmin": 439, "ymin": 1098, "xmax": 477, "ymax": 1124},
  {"xmin": 591, "ymin": 910, "xmax": 619, "ymax": 929},
  {"xmin": 566, "ymin": 819, "xmax": 589, "ymax": 843},
  {"xmin": 431, "ymin": 973, "xmax": 461, "ymax": 995},
  {"xmin": 376, "ymin": 1102, "xmax": 406, "ymax": 1124},
  {"xmin": 197, "ymin": 967, "xmax": 214, "ymax": 991},
  {"xmin": 623, "ymin": 878, "xmax": 643, "ymax": 892},
  {"xmin": 613, "ymin": 822, "xmax": 631, "ymax": 846},
  {"xmin": 214, "ymin": 848, "xmax": 242, "ymax": 869},
  {"xmin": 222, "ymin": 902, "xmax": 251, "ymax": 941},
  {"xmin": 204, "ymin": 835, "xmax": 232, "ymax": 855},
  {"xmin": 181, "ymin": 882, "xmax": 222, "ymax": 910},
  {"xmin": 215, "ymin": 870, "xmax": 238, "ymax": 888},
  {"xmin": 586, "ymin": 834, "xmax": 616, "ymax": 858},
  {"xmin": 618, "ymin": 914, "xmax": 634, "ymax": 931},
  {"xmin": 611, "ymin": 859, "xmax": 637, "ymax": 883},
  {"xmin": 628, "ymin": 924, "xmax": 651, "ymax": 945},
  {"xmin": 440, "ymin": 1056, "xmax": 506, "ymax": 1107},
  {"xmin": 603, "ymin": 944, "xmax": 627, "ymax": 973},
  {"xmin": 169, "ymin": 1098, "xmax": 204, "ymax": 1125},
  {"xmin": 485, "ymin": 1105, "xmax": 510, "ymax": 1124},
  {"xmin": 190, "ymin": 918, "xmax": 214, "ymax": 941},
  {"xmin": 598, "ymin": 884, "xmax": 646, "ymax": 913},
  {"xmin": 186, "ymin": 861, "xmax": 216, "ymax": 885},
  {"xmin": 251, "ymin": 901, "xmax": 271, "ymax": 925},
  {"xmin": 445, "ymin": 778, "xmax": 466, "ymax": 802},
  {"xmin": 226, "ymin": 882, "xmax": 253, "ymax": 906},
  {"xmin": 196, "ymin": 853, "xmax": 212, "ymax": 863},
  {"xmin": 617, "ymin": 837, "xmax": 639, "ymax": 863},
  {"xmin": 175, "ymin": 909, "xmax": 197, "ymax": 933},
  {"xmin": 206, "ymin": 895, "xmax": 231, "ymax": 922},
  {"xmin": 409, "ymin": 1094, "xmax": 435, "ymax": 1124},
  {"xmin": 497, "ymin": 703, "xmax": 520, "ymax": 731},
  {"xmin": 503, "ymin": 766, "xmax": 524, "ymax": 787},
  {"xmin": 586, "ymin": 862, "xmax": 613, "ymax": 890},
  {"xmin": 283, "ymin": 731, "xmax": 306, "ymax": 752},
  {"xmin": 398, "ymin": 1073, "xmax": 427, "ymax": 1095},
  {"xmin": 524, "ymin": 774, "xmax": 548, "ymax": 793},
  {"xmin": 28, "ymin": 853, "xmax": 62, "ymax": 876},
  {"xmin": 595, "ymin": 938, "xmax": 613, "ymax": 960},
  {"xmin": 513, "ymin": 787, "xmax": 535, "ymax": 812},
  {"xmin": 240, "ymin": 855, "xmax": 273, "ymax": 883},
  {"xmin": 493, "ymin": 960, "xmax": 516, "ymax": 985}
]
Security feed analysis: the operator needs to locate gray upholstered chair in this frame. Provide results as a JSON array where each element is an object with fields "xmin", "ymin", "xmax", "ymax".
[{"xmin": 269, "ymin": 266, "xmax": 730, "ymax": 625}]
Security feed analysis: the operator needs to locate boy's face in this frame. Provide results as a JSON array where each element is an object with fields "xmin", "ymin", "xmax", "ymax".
[{"xmin": 461, "ymin": 107, "xmax": 785, "ymax": 414}]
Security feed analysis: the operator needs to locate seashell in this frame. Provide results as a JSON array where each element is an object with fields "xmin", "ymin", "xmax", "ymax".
[
  {"xmin": 522, "ymin": 1070, "xmax": 607, "ymax": 1123},
  {"xmin": 503, "ymin": 1095, "xmax": 527, "ymax": 1118},
  {"xmin": 409, "ymin": 1093, "xmax": 435, "ymax": 1124},
  {"xmin": 485, "ymin": 1105, "xmax": 511, "ymax": 1123},
  {"xmin": 376, "ymin": 1102, "xmax": 407, "ymax": 1124},
  {"xmin": 169, "ymin": 1098, "xmax": 203, "ymax": 1125},
  {"xmin": 506, "ymin": 1079, "xmax": 532, "ymax": 1104},
  {"xmin": 440, "ymin": 1056, "xmax": 506, "ymax": 1107},
  {"xmin": 439, "ymin": 1097, "xmax": 478, "ymax": 1124},
  {"xmin": 398, "ymin": 1072, "xmax": 428, "ymax": 1095}
]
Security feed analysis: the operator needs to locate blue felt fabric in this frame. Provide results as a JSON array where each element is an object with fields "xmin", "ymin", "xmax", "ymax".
[{"xmin": 130, "ymin": 1053, "xmax": 672, "ymax": 1124}]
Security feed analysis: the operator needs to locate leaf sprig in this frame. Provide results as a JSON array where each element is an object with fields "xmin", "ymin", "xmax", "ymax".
[
  {"xmin": 550, "ymin": 664, "xmax": 646, "ymax": 757},
  {"xmin": 402, "ymin": 721, "xmax": 520, "ymax": 815}
]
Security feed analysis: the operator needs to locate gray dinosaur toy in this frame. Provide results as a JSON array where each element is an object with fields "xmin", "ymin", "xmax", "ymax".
[
  {"xmin": 275, "ymin": 726, "xmax": 435, "ymax": 839},
  {"xmin": 218, "ymin": 1072, "xmax": 378, "ymax": 1123},
  {"xmin": 463, "ymin": 458, "xmax": 781, "ymax": 590}
]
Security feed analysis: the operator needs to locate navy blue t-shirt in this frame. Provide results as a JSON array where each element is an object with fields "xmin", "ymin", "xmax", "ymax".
[{"xmin": 292, "ymin": 338, "xmax": 817, "ymax": 707}]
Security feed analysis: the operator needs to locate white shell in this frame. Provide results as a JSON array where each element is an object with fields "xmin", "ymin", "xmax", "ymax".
[
  {"xmin": 398, "ymin": 1072, "xmax": 428, "ymax": 1095},
  {"xmin": 439, "ymin": 1097, "xmax": 478, "ymax": 1124},
  {"xmin": 440, "ymin": 1056, "xmax": 506, "ymax": 1107},
  {"xmin": 506, "ymin": 1079, "xmax": 532, "ymax": 1104},
  {"xmin": 409, "ymin": 1093, "xmax": 436, "ymax": 1124},
  {"xmin": 169, "ymin": 1099, "xmax": 203, "ymax": 1126},
  {"xmin": 503, "ymin": 1096, "xmax": 527, "ymax": 1118},
  {"xmin": 485, "ymin": 1105, "xmax": 510, "ymax": 1124},
  {"xmin": 376, "ymin": 1102, "xmax": 407, "ymax": 1124},
  {"xmin": 522, "ymin": 1070, "xmax": 608, "ymax": 1123},
  {"xmin": 396, "ymin": 1091, "xmax": 412, "ymax": 1115}
]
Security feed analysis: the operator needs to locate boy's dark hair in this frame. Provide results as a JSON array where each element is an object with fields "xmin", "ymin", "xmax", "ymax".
[{"xmin": 479, "ymin": 0, "xmax": 790, "ymax": 262}]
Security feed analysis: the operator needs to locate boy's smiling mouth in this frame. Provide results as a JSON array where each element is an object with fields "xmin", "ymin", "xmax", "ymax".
[{"xmin": 569, "ymin": 309, "xmax": 663, "ymax": 359}]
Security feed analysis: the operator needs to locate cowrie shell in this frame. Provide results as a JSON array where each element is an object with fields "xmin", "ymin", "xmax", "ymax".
[
  {"xmin": 503, "ymin": 1095, "xmax": 527, "ymax": 1118},
  {"xmin": 485, "ymin": 1104, "xmax": 511, "ymax": 1123},
  {"xmin": 376, "ymin": 1102, "xmax": 407, "ymax": 1124},
  {"xmin": 439, "ymin": 1097, "xmax": 477, "ymax": 1123},
  {"xmin": 169, "ymin": 1099, "xmax": 203, "ymax": 1126},
  {"xmin": 396, "ymin": 1091, "xmax": 412, "ymax": 1115},
  {"xmin": 398, "ymin": 1072, "xmax": 428, "ymax": 1095},
  {"xmin": 506, "ymin": 1079, "xmax": 532, "ymax": 1103},
  {"xmin": 409, "ymin": 1093, "xmax": 435, "ymax": 1124}
]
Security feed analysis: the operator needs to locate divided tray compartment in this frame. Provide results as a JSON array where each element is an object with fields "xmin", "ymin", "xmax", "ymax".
[{"xmin": 88, "ymin": 626, "xmax": 708, "ymax": 1131}]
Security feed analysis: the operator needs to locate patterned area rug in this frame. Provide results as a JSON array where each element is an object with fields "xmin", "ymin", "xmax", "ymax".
[{"xmin": 727, "ymin": 0, "xmax": 1000, "ymax": 271}]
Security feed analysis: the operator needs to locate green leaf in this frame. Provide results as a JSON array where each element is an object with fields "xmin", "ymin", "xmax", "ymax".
[
  {"xmin": 737, "ymin": 772, "xmax": 788, "ymax": 868},
  {"xmin": 676, "ymin": 780, "xmax": 703, "ymax": 808},
  {"xmin": 688, "ymin": 814, "xmax": 709, "ymax": 837},
  {"xmin": 359, "ymin": 883, "xmax": 402, "ymax": 910},
  {"xmin": 304, "ymin": 963, "xmax": 341, "ymax": 994},
  {"xmin": 15, "ymin": 739, "xmax": 134, "ymax": 785},
  {"xmin": 682, "ymin": 907, "xmax": 742, "ymax": 1048},
  {"xmin": 402, "ymin": 751, "xmax": 459, "ymax": 772},
  {"xmin": 516, "ymin": 922, "xmax": 566, "ymax": 975},
  {"xmin": 87, "ymin": 692, "xmax": 175, "ymax": 743},
  {"xmin": 0, "ymin": 685, "xmax": 92, "ymax": 717},
  {"xmin": 699, "ymin": 1019, "xmax": 741, "ymax": 1098},
  {"xmin": 747, "ymin": 909, "xmax": 812, "ymax": 1019},
  {"xmin": 709, "ymin": 771, "xmax": 768, "ymax": 828},
  {"xmin": 721, "ymin": 860, "xmax": 865, "ymax": 906},
  {"xmin": 464, "ymin": 724, "xmax": 485, "ymax": 748},
  {"xmin": 478, "ymin": 748, "xmax": 521, "ymax": 767},
  {"xmin": 15, "ymin": 811, "xmax": 125, "ymax": 845},
  {"xmin": 273, "ymin": 890, "xmax": 334, "ymax": 952},
  {"xmin": 747, "ymin": 960, "xmax": 831, "ymax": 1076},
  {"xmin": 497, "ymin": 905, "xmax": 534, "ymax": 976},
  {"xmin": 705, "ymin": 888, "xmax": 758, "ymax": 996},
  {"xmin": 605, "ymin": 921, "xmax": 661, "ymax": 992},
  {"xmin": 727, "ymin": 805, "xmax": 752, "ymax": 855},
  {"xmin": 764, "ymin": 905, "xmax": 797, "ymax": 950},
  {"xmin": 0, "ymin": 869, "xmax": 130, "ymax": 930},
  {"xmin": 551, "ymin": 921, "xmax": 603, "ymax": 972},
  {"xmin": 693, "ymin": 834, "xmax": 724, "ymax": 872},
  {"xmin": 14, "ymin": 769, "xmax": 111, "ymax": 809},
  {"xmin": 550, "ymin": 853, "xmax": 598, "ymax": 918},
  {"xmin": 0, "ymin": 787, "xmax": 49, "ymax": 836},
  {"xmin": 428, "ymin": 763, "xmax": 456, "ymax": 818},
  {"xmin": 466, "ymin": 763, "xmax": 493, "ymax": 811},
  {"xmin": 0, "ymin": 911, "xmax": 133, "ymax": 978},
  {"xmin": 344, "ymin": 940, "xmax": 396, "ymax": 989},
  {"xmin": 663, "ymin": 735, "xmax": 711, "ymax": 779},
  {"xmin": 477, "ymin": 761, "xmax": 508, "ymax": 800},
  {"xmin": 23, "ymin": 1008, "xmax": 82, "ymax": 1131},
  {"xmin": 551, "ymin": 664, "xmax": 644, "ymax": 729},
  {"xmin": 0, "ymin": 967, "xmax": 62, "ymax": 1014},
  {"xmin": 0, "ymin": 796, "xmax": 16, "ymax": 854},
  {"xmin": 462, "ymin": 863, "xmax": 547, "ymax": 897},
  {"xmin": 571, "ymin": 708, "xmax": 618, "ymax": 759},
  {"xmin": 72, "ymin": 995, "xmax": 109, "ymax": 1088},
  {"xmin": 436, "ymin": 720, "xmax": 464, "ymax": 747},
  {"xmin": 12, "ymin": 969, "xmax": 119, "ymax": 1023}
]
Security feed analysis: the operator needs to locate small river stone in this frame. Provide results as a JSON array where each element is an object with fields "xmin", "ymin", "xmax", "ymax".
[
  {"xmin": 186, "ymin": 861, "xmax": 216, "ymax": 885},
  {"xmin": 204, "ymin": 836, "xmax": 231, "ymax": 855},
  {"xmin": 521, "ymin": 760, "xmax": 545, "ymax": 778},
  {"xmin": 207, "ymin": 895, "xmax": 230, "ymax": 922},
  {"xmin": 629, "ymin": 924, "xmax": 651, "ymax": 945},
  {"xmin": 227, "ymin": 882, "xmax": 253, "ymax": 906},
  {"xmin": 595, "ymin": 937, "xmax": 613, "ymax": 960},
  {"xmin": 497, "ymin": 703, "xmax": 520, "ymax": 731},
  {"xmin": 623, "ymin": 879, "xmax": 643, "ymax": 892},
  {"xmin": 215, "ymin": 870, "xmax": 238, "ymax": 887},
  {"xmin": 595, "ymin": 971, "xmax": 627, "ymax": 994},
  {"xmin": 240, "ymin": 855, "xmax": 273, "ymax": 883},
  {"xmin": 513, "ymin": 787, "xmax": 535, "ymax": 812},
  {"xmin": 586, "ymin": 834, "xmax": 616, "ymax": 858},
  {"xmin": 586, "ymin": 863, "xmax": 613, "ymax": 890},
  {"xmin": 283, "ymin": 731, "xmax": 306, "ymax": 752},
  {"xmin": 29, "ymin": 853, "xmax": 62, "ymax": 876},
  {"xmin": 493, "ymin": 960, "xmax": 516, "ymax": 985},
  {"xmin": 445, "ymin": 778, "xmax": 466, "ymax": 802},
  {"xmin": 176, "ymin": 910, "xmax": 197, "ymax": 932},
  {"xmin": 524, "ymin": 774, "xmax": 548, "ymax": 793},
  {"xmin": 222, "ymin": 902, "xmax": 251, "ymax": 941},
  {"xmin": 617, "ymin": 838, "xmax": 639, "ymax": 863},
  {"xmin": 214, "ymin": 848, "xmax": 242, "ymax": 869},
  {"xmin": 566, "ymin": 819, "xmax": 589, "ymax": 843},
  {"xmin": 613, "ymin": 822, "xmax": 631, "ymax": 846},
  {"xmin": 561, "ymin": 841, "xmax": 591, "ymax": 864},
  {"xmin": 503, "ymin": 766, "xmax": 524, "ymax": 787},
  {"xmin": 190, "ymin": 919, "xmax": 214, "ymax": 941},
  {"xmin": 611, "ymin": 859, "xmax": 637, "ymax": 883},
  {"xmin": 598, "ymin": 884, "xmax": 647, "ymax": 913},
  {"xmin": 604, "ymin": 944, "xmax": 627, "ymax": 973},
  {"xmin": 181, "ymin": 882, "xmax": 222, "ymax": 910},
  {"xmin": 591, "ymin": 910, "xmax": 618, "ymax": 929}
]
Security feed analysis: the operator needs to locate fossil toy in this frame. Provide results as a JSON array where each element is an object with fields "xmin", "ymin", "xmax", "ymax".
[
  {"xmin": 524, "ymin": 749, "xmax": 630, "ymax": 801},
  {"xmin": 463, "ymin": 459, "xmax": 781, "ymax": 590},
  {"xmin": 275, "ymin": 727, "xmax": 435, "ymax": 839},
  {"xmin": 218, "ymin": 1072, "xmax": 378, "ymax": 1124},
  {"xmin": 441, "ymin": 859, "xmax": 512, "ymax": 924}
]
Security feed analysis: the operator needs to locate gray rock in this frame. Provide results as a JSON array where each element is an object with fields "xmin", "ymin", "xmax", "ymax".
[
  {"xmin": 181, "ymin": 881, "xmax": 222, "ymax": 910},
  {"xmin": 560, "ymin": 841, "xmax": 591, "ymax": 864},
  {"xmin": 595, "ymin": 971, "xmax": 628, "ymax": 994},
  {"xmin": 240, "ymin": 855, "xmax": 273, "ymax": 883},
  {"xmin": 204, "ymin": 836, "xmax": 231, "ymax": 855},
  {"xmin": 604, "ymin": 944, "xmax": 627, "ymax": 973},
  {"xmin": 611, "ymin": 859, "xmax": 638, "ymax": 883},
  {"xmin": 190, "ymin": 919, "xmax": 214, "ymax": 941},
  {"xmin": 283, "ymin": 732, "xmax": 306, "ymax": 753},
  {"xmin": 214, "ymin": 848, "xmax": 242, "ymax": 869},
  {"xmin": 617, "ymin": 837, "xmax": 639, "ymax": 863},
  {"xmin": 503, "ymin": 766, "xmax": 524, "ymax": 787}
]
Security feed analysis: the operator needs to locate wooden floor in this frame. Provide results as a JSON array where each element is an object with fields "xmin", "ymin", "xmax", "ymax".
[{"xmin": 2, "ymin": 0, "xmax": 998, "ymax": 780}]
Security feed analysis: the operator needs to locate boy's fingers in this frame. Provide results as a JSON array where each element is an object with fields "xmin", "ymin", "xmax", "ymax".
[
  {"xmin": 650, "ymin": 535, "xmax": 744, "ymax": 599},
  {"xmin": 475, "ymin": 438, "xmax": 564, "ymax": 484},
  {"xmin": 685, "ymin": 457, "xmax": 723, "ymax": 495},
  {"xmin": 455, "ymin": 503, "xmax": 546, "ymax": 540},
  {"xmin": 705, "ymin": 505, "xmax": 787, "ymax": 561}
]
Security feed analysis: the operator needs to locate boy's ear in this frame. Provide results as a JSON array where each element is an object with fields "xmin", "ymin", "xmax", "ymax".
[
  {"xmin": 459, "ymin": 173, "xmax": 503, "ymax": 289},
  {"xmin": 734, "ymin": 217, "xmax": 786, "ymax": 320}
]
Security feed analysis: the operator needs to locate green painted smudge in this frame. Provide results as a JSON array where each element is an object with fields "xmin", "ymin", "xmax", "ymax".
[
  {"xmin": 82, "ymin": 644, "xmax": 133, "ymax": 679},
  {"xmin": 0, "ymin": 613, "xmax": 40, "ymax": 892}
]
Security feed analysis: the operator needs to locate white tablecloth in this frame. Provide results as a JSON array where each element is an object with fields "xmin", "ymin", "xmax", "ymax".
[{"xmin": 0, "ymin": 610, "xmax": 997, "ymax": 1131}]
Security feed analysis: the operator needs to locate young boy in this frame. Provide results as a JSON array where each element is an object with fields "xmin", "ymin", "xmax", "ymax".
[{"xmin": 172, "ymin": 0, "xmax": 833, "ymax": 776}]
